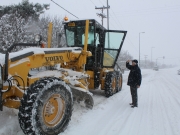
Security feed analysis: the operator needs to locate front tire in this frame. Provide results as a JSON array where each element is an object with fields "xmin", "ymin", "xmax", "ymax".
[{"xmin": 18, "ymin": 77, "xmax": 73, "ymax": 135}]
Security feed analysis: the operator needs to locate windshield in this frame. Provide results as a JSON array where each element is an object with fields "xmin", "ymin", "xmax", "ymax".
[{"xmin": 66, "ymin": 25, "xmax": 95, "ymax": 46}]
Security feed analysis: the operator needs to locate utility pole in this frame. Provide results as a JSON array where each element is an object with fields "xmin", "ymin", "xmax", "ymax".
[
  {"xmin": 144, "ymin": 55, "xmax": 148, "ymax": 68},
  {"xmin": 107, "ymin": 0, "xmax": 110, "ymax": 30},
  {"xmin": 95, "ymin": 6, "xmax": 108, "ymax": 26},
  {"xmin": 163, "ymin": 56, "xmax": 165, "ymax": 65},
  {"xmin": 95, "ymin": 3, "xmax": 110, "ymax": 47},
  {"xmin": 151, "ymin": 47, "xmax": 155, "ymax": 63},
  {"xmin": 151, "ymin": 47, "xmax": 155, "ymax": 68},
  {"xmin": 139, "ymin": 32, "xmax": 145, "ymax": 67},
  {"xmin": 107, "ymin": 0, "xmax": 110, "ymax": 48}
]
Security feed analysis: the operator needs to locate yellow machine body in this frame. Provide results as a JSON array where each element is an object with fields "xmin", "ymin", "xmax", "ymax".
[
  {"xmin": 1, "ymin": 19, "xmax": 127, "ymax": 109},
  {"xmin": 0, "ymin": 19, "xmax": 127, "ymax": 135}
]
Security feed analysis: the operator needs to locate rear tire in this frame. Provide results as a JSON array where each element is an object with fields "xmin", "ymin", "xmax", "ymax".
[
  {"xmin": 115, "ymin": 71, "xmax": 123, "ymax": 92},
  {"xmin": 104, "ymin": 72, "xmax": 116, "ymax": 97},
  {"xmin": 18, "ymin": 77, "xmax": 73, "ymax": 135}
]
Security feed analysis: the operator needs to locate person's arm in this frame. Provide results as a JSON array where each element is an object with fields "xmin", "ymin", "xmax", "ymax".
[
  {"xmin": 137, "ymin": 68, "xmax": 142, "ymax": 88},
  {"xmin": 126, "ymin": 60, "xmax": 132, "ymax": 70}
]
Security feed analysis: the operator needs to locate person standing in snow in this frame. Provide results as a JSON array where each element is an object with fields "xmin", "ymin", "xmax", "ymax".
[{"xmin": 126, "ymin": 59, "xmax": 142, "ymax": 108}]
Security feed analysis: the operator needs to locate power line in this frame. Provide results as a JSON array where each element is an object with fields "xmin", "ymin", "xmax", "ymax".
[
  {"xmin": 113, "ymin": 6, "xmax": 180, "ymax": 17},
  {"xmin": 95, "ymin": 6, "xmax": 109, "ymax": 26},
  {"xmin": 92, "ymin": 0, "xmax": 140, "ymax": 56},
  {"xmin": 109, "ymin": 9, "xmax": 149, "ymax": 58},
  {"xmin": 114, "ymin": 10, "xmax": 180, "ymax": 18},
  {"xmin": 110, "ymin": 9, "xmax": 139, "ymax": 52},
  {"xmin": 99, "ymin": 0, "xmax": 105, "ymax": 5},
  {"xmin": 97, "ymin": 0, "xmax": 140, "ymax": 57},
  {"xmin": 50, "ymin": 0, "xmax": 79, "ymax": 19},
  {"xmin": 115, "ymin": 5, "xmax": 180, "ymax": 14},
  {"xmin": 89, "ymin": 0, "xmax": 96, "ymax": 6}
]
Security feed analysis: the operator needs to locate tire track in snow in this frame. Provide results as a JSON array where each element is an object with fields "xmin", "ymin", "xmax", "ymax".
[
  {"xmin": 142, "ymin": 69, "xmax": 180, "ymax": 135},
  {"xmin": 157, "ymin": 71, "xmax": 180, "ymax": 135},
  {"xmin": 121, "ymin": 70, "xmax": 159, "ymax": 135},
  {"xmin": 62, "ymin": 82, "xmax": 133, "ymax": 135},
  {"xmin": 66, "ymin": 70, "xmax": 145, "ymax": 135},
  {"xmin": 1, "ymin": 69, "xmax": 180, "ymax": 135},
  {"xmin": 135, "ymin": 71, "xmax": 156, "ymax": 135}
]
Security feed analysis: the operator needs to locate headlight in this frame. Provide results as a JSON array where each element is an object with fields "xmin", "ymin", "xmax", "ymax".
[{"xmin": 35, "ymin": 34, "xmax": 42, "ymax": 42}]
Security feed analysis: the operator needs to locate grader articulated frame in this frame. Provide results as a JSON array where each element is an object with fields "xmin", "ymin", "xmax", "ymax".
[{"xmin": 0, "ymin": 19, "xmax": 127, "ymax": 135}]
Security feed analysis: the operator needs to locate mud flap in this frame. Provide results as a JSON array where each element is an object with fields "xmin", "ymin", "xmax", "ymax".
[{"xmin": 70, "ymin": 86, "xmax": 94, "ymax": 109}]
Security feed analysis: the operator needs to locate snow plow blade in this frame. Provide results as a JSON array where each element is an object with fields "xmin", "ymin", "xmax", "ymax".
[{"xmin": 70, "ymin": 86, "xmax": 94, "ymax": 109}]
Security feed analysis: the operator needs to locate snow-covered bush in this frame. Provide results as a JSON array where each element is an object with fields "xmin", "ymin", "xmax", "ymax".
[{"xmin": 0, "ymin": 13, "xmax": 28, "ymax": 51}]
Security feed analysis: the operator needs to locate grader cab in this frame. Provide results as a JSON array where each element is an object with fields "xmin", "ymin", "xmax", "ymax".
[
  {"xmin": 64, "ymin": 19, "xmax": 126, "ymax": 93},
  {"xmin": 0, "ymin": 19, "xmax": 127, "ymax": 135}
]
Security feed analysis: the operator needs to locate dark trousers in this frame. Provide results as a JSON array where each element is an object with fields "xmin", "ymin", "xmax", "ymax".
[{"xmin": 130, "ymin": 86, "xmax": 138, "ymax": 106}]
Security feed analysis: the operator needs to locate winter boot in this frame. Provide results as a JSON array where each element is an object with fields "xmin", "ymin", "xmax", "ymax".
[{"xmin": 131, "ymin": 105, "xmax": 138, "ymax": 108}]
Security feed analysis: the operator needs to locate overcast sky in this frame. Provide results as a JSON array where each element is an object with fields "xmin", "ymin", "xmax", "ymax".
[{"xmin": 1, "ymin": 0, "xmax": 180, "ymax": 65}]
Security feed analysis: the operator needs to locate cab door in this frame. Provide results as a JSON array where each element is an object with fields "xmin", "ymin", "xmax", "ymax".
[{"xmin": 102, "ymin": 30, "xmax": 127, "ymax": 68}]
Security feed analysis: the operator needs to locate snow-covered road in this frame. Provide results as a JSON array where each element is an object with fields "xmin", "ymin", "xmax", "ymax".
[
  {"xmin": 0, "ymin": 67, "xmax": 180, "ymax": 135},
  {"xmin": 62, "ymin": 67, "xmax": 180, "ymax": 135}
]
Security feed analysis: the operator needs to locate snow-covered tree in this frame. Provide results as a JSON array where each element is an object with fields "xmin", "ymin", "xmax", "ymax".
[
  {"xmin": 0, "ymin": 13, "xmax": 66, "ymax": 52},
  {"xmin": 0, "ymin": 0, "xmax": 49, "ymax": 21},
  {"xmin": 0, "ymin": 0, "xmax": 50, "ymax": 52},
  {"xmin": 37, "ymin": 15, "xmax": 66, "ymax": 48},
  {"xmin": 116, "ymin": 50, "xmax": 133, "ymax": 70},
  {"xmin": 0, "ymin": 12, "xmax": 27, "ymax": 51}
]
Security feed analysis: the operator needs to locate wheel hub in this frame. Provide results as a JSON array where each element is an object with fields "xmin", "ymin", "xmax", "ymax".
[
  {"xmin": 45, "ymin": 102, "xmax": 55, "ymax": 116},
  {"xmin": 43, "ymin": 94, "xmax": 65, "ymax": 127}
]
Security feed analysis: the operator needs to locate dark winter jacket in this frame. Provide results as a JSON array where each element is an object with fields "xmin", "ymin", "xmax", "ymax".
[{"xmin": 126, "ymin": 62, "xmax": 142, "ymax": 88}]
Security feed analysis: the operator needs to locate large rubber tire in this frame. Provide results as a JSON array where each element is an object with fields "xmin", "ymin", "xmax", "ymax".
[
  {"xmin": 115, "ymin": 71, "xmax": 123, "ymax": 92},
  {"xmin": 104, "ymin": 72, "xmax": 116, "ymax": 97},
  {"xmin": 18, "ymin": 77, "xmax": 73, "ymax": 135}
]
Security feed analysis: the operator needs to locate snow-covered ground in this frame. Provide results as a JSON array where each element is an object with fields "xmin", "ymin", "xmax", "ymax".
[{"xmin": 0, "ymin": 67, "xmax": 180, "ymax": 135}]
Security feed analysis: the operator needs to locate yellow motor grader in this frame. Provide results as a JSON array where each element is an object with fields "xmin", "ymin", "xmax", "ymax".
[{"xmin": 0, "ymin": 19, "xmax": 127, "ymax": 134}]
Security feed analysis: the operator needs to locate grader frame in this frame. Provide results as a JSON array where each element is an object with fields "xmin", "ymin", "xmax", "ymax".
[{"xmin": 0, "ymin": 19, "xmax": 127, "ymax": 134}]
